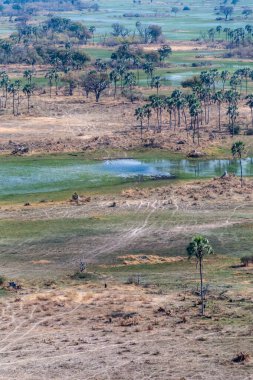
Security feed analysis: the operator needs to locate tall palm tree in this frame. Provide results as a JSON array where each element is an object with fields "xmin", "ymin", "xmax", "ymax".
[
  {"xmin": 241, "ymin": 67, "xmax": 251, "ymax": 95},
  {"xmin": 165, "ymin": 96, "xmax": 175, "ymax": 129},
  {"xmin": 171, "ymin": 90, "xmax": 185, "ymax": 129},
  {"xmin": 89, "ymin": 26, "xmax": 96, "ymax": 45},
  {"xmin": 186, "ymin": 235, "xmax": 213, "ymax": 316},
  {"xmin": 0, "ymin": 71, "xmax": 10, "ymax": 108},
  {"xmin": 212, "ymin": 90, "xmax": 224, "ymax": 130},
  {"xmin": 143, "ymin": 105, "xmax": 152, "ymax": 130},
  {"xmin": 45, "ymin": 70, "xmax": 54, "ymax": 98},
  {"xmin": 124, "ymin": 72, "xmax": 137, "ymax": 102},
  {"xmin": 151, "ymin": 76, "xmax": 161, "ymax": 95},
  {"xmin": 231, "ymin": 141, "xmax": 245, "ymax": 187},
  {"xmin": 246, "ymin": 94, "xmax": 253, "ymax": 127},
  {"xmin": 143, "ymin": 62, "xmax": 154, "ymax": 86},
  {"xmin": 220, "ymin": 70, "xmax": 230, "ymax": 92},
  {"xmin": 23, "ymin": 69, "xmax": 34, "ymax": 85},
  {"xmin": 149, "ymin": 95, "xmax": 164, "ymax": 132},
  {"xmin": 109, "ymin": 69, "xmax": 120, "ymax": 98},
  {"xmin": 134, "ymin": 107, "xmax": 145, "ymax": 140},
  {"xmin": 23, "ymin": 83, "xmax": 35, "ymax": 112}
]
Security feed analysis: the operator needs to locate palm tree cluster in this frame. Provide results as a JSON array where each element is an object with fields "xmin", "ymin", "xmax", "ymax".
[
  {"xmin": 0, "ymin": 70, "xmax": 35, "ymax": 114},
  {"xmin": 205, "ymin": 24, "xmax": 253, "ymax": 48},
  {"xmin": 134, "ymin": 68, "xmax": 253, "ymax": 142}
]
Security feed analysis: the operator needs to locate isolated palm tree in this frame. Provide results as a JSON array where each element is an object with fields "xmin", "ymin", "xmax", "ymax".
[
  {"xmin": 45, "ymin": 70, "xmax": 54, "ymax": 98},
  {"xmin": 187, "ymin": 235, "xmax": 213, "ymax": 316},
  {"xmin": 231, "ymin": 141, "xmax": 245, "ymax": 187},
  {"xmin": 89, "ymin": 26, "xmax": 96, "ymax": 45}
]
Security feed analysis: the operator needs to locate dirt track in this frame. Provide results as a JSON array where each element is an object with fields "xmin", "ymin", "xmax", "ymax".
[{"xmin": 0, "ymin": 283, "xmax": 253, "ymax": 380}]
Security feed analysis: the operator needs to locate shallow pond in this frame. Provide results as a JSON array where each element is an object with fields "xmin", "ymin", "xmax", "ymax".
[{"xmin": 1, "ymin": 157, "xmax": 253, "ymax": 198}]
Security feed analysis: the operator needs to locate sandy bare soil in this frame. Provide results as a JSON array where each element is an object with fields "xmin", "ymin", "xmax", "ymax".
[
  {"xmin": 0, "ymin": 282, "xmax": 253, "ymax": 380},
  {"xmin": 0, "ymin": 177, "xmax": 252, "ymax": 378},
  {"xmin": 0, "ymin": 95, "xmax": 134, "ymax": 153},
  {"xmin": 0, "ymin": 92, "xmax": 252, "ymax": 155}
]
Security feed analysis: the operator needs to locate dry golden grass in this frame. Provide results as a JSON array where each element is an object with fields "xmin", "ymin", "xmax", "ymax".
[{"xmin": 0, "ymin": 282, "xmax": 252, "ymax": 379}]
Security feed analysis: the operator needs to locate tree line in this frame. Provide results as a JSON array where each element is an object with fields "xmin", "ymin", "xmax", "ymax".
[{"xmin": 134, "ymin": 68, "xmax": 253, "ymax": 143}]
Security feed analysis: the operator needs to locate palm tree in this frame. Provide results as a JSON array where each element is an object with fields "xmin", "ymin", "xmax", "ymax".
[
  {"xmin": 241, "ymin": 67, "xmax": 251, "ymax": 95},
  {"xmin": 151, "ymin": 76, "xmax": 161, "ymax": 95},
  {"xmin": 8, "ymin": 80, "xmax": 21, "ymax": 115},
  {"xmin": 220, "ymin": 70, "xmax": 230, "ymax": 91},
  {"xmin": 23, "ymin": 83, "xmax": 35, "ymax": 112},
  {"xmin": 134, "ymin": 107, "xmax": 145, "ymax": 140},
  {"xmin": 171, "ymin": 90, "xmax": 185, "ymax": 129},
  {"xmin": 45, "ymin": 70, "xmax": 54, "ymax": 98},
  {"xmin": 246, "ymin": 94, "xmax": 253, "ymax": 127},
  {"xmin": 227, "ymin": 104, "xmax": 239, "ymax": 136},
  {"xmin": 23, "ymin": 69, "xmax": 34, "ymax": 85},
  {"xmin": 212, "ymin": 91, "xmax": 224, "ymax": 130},
  {"xmin": 143, "ymin": 105, "xmax": 152, "ymax": 130},
  {"xmin": 165, "ymin": 96, "xmax": 175, "ymax": 129},
  {"xmin": 188, "ymin": 95, "xmax": 201, "ymax": 144},
  {"xmin": 186, "ymin": 235, "xmax": 213, "ymax": 316},
  {"xmin": 143, "ymin": 61, "xmax": 154, "ymax": 86},
  {"xmin": 231, "ymin": 141, "xmax": 245, "ymax": 187},
  {"xmin": 109, "ymin": 69, "xmax": 120, "ymax": 98},
  {"xmin": 133, "ymin": 55, "xmax": 141, "ymax": 85},
  {"xmin": 216, "ymin": 25, "xmax": 222, "ymax": 38},
  {"xmin": 89, "ymin": 26, "xmax": 96, "ymax": 45},
  {"xmin": 149, "ymin": 95, "xmax": 164, "ymax": 132},
  {"xmin": 0, "ymin": 71, "xmax": 10, "ymax": 108},
  {"xmin": 124, "ymin": 72, "xmax": 137, "ymax": 102}
]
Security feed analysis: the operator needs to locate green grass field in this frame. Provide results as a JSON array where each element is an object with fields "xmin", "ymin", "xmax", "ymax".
[{"xmin": 59, "ymin": 0, "xmax": 253, "ymax": 40}]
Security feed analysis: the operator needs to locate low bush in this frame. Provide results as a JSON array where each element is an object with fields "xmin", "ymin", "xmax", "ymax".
[
  {"xmin": 240, "ymin": 255, "xmax": 253, "ymax": 267},
  {"xmin": 245, "ymin": 128, "xmax": 253, "ymax": 135},
  {"xmin": 228, "ymin": 124, "xmax": 240, "ymax": 135}
]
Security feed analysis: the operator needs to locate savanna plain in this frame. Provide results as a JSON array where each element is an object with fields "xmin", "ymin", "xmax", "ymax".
[{"xmin": 1, "ymin": 0, "xmax": 253, "ymax": 379}]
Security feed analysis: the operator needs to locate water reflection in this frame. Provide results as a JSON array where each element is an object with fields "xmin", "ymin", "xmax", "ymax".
[{"xmin": 0, "ymin": 157, "xmax": 252, "ymax": 196}]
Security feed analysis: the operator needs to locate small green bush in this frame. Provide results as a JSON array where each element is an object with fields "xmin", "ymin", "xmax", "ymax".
[
  {"xmin": 245, "ymin": 128, "xmax": 253, "ymax": 135},
  {"xmin": 71, "ymin": 272, "xmax": 97, "ymax": 281},
  {"xmin": 241, "ymin": 255, "xmax": 253, "ymax": 267},
  {"xmin": 228, "ymin": 124, "xmax": 240, "ymax": 135}
]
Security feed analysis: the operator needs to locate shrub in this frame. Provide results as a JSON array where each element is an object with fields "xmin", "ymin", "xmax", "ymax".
[
  {"xmin": 241, "ymin": 255, "xmax": 253, "ymax": 267},
  {"xmin": 71, "ymin": 272, "xmax": 97, "ymax": 281},
  {"xmin": 122, "ymin": 89, "xmax": 143, "ymax": 102},
  {"xmin": 245, "ymin": 128, "xmax": 253, "ymax": 135},
  {"xmin": 228, "ymin": 124, "xmax": 240, "ymax": 135}
]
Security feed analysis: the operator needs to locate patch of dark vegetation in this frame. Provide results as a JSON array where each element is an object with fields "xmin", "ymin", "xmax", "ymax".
[
  {"xmin": 232, "ymin": 352, "xmax": 251, "ymax": 364},
  {"xmin": 71, "ymin": 272, "xmax": 98, "ymax": 281}
]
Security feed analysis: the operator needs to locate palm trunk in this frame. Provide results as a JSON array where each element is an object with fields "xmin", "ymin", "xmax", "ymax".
[
  {"xmin": 199, "ymin": 258, "xmax": 204, "ymax": 316},
  {"xmin": 240, "ymin": 157, "xmax": 243, "ymax": 187},
  {"xmin": 114, "ymin": 81, "xmax": 117, "ymax": 98},
  {"xmin": 218, "ymin": 103, "xmax": 221, "ymax": 130}
]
